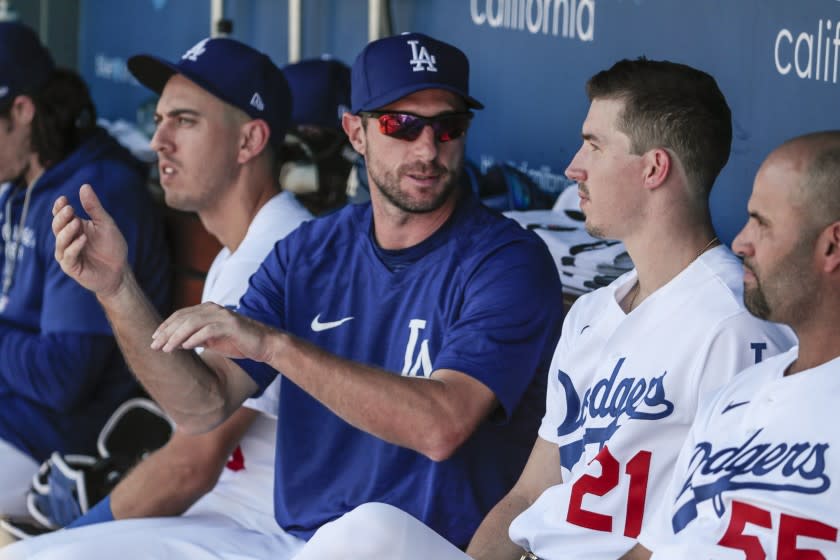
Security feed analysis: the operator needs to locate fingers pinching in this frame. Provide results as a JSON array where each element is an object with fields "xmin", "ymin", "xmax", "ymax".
[
  {"xmin": 60, "ymin": 232, "xmax": 88, "ymax": 265},
  {"xmin": 51, "ymin": 202, "xmax": 75, "ymax": 236},
  {"xmin": 79, "ymin": 184, "xmax": 112, "ymax": 224},
  {"xmin": 52, "ymin": 195, "xmax": 69, "ymax": 217}
]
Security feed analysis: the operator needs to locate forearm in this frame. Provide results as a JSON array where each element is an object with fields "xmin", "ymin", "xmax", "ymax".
[
  {"xmin": 466, "ymin": 494, "xmax": 530, "ymax": 560},
  {"xmin": 100, "ymin": 270, "xmax": 229, "ymax": 432},
  {"xmin": 110, "ymin": 406, "xmax": 257, "ymax": 519},
  {"xmin": 265, "ymin": 330, "xmax": 495, "ymax": 461},
  {"xmin": 110, "ymin": 442, "xmax": 218, "ymax": 518}
]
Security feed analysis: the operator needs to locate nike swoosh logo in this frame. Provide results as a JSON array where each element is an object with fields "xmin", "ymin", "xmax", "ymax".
[
  {"xmin": 311, "ymin": 314, "xmax": 354, "ymax": 332},
  {"xmin": 722, "ymin": 400, "xmax": 750, "ymax": 415}
]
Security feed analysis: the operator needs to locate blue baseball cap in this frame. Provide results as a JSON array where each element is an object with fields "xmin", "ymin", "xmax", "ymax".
[
  {"xmin": 0, "ymin": 22, "xmax": 55, "ymax": 106},
  {"xmin": 351, "ymin": 32, "xmax": 483, "ymax": 114},
  {"xmin": 128, "ymin": 37, "xmax": 292, "ymax": 148},
  {"xmin": 283, "ymin": 57, "xmax": 350, "ymax": 130}
]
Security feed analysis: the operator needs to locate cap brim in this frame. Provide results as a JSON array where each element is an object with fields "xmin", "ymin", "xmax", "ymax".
[
  {"xmin": 127, "ymin": 55, "xmax": 181, "ymax": 95},
  {"xmin": 355, "ymin": 82, "xmax": 483, "ymax": 113},
  {"xmin": 127, "ymin": 54, "xmax": 252, "ymax": 121}
]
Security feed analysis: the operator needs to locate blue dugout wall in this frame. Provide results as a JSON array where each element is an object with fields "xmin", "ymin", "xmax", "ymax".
[{"xmin": 79, "ymin": 0, "xmax": 840, "ymax": 244}]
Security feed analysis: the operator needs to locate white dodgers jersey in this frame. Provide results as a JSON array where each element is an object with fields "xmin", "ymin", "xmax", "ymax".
[
  {"xmin": 640, "ymin": 346, "xmax": 840, "ymax": 560},
  {"xmin": 183, "ymin": 192, "xmax": 309, "ymax": 534},
  {"xmin": 508, "ymin": 246, "xmax": 796, "ymax": 559}
]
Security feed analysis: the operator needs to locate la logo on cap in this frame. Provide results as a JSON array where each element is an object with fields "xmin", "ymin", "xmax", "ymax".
[
  {"xmin": 182, "ymin": 38, "xmax": 209, "ymax": 62},
  {"xmin": 407, "ymin": 40, "xmax": 437, "ymax": 72},
  {"xmin": 250, "ymin": 92, "xmax": 265, "ymax": 111}
]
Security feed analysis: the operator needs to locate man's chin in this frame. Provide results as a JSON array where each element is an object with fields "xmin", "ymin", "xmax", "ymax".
[{"xmin": 163, "ymin": 191, "xmax": 197, "ymax": 213}]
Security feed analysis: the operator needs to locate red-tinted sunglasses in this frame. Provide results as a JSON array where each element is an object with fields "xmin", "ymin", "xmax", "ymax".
[{"xmin": 360, "ymin": 111, "xmax": 474, "ymax": 143}]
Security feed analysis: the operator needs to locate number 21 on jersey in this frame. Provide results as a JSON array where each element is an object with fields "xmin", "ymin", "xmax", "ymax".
[{"xmin": 566, "ymin": 445, "xmax": 652, "ymax": 538}]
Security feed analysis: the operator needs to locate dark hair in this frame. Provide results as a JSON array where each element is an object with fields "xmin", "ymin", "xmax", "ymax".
[
  {"xmin": 0, "ymin": 68, "xmax": 98, "ymax": 169},
  {"xmin": 586, "ymin": 58, "xmax": 732, "ymax": 201}
]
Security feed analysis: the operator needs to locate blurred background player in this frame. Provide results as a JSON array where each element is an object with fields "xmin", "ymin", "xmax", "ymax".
[
  {"xmin": 0, "ymin": 21, "xmax": 170, "ymax": 517},
  {"xmin": 0, "ymin": 45, "xmax": 352, "ymax": 555}
]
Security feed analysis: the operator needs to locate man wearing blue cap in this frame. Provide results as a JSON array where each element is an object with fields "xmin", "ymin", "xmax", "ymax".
[
  {"xmin": 33, "ymin": 32, "xmax": 562, "ymax": 559},
  {"xmin": 0, "ymin": 45, "xmax": 344, "ymax": 556},
  {"xmin": 0, "ymin": 22, "xmax": 170, "ymax": 517}
]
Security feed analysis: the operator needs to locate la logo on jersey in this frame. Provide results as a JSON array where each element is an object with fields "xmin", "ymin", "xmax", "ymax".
[
  {"xmin": 402, "ymin": 318, "xmax": 432, "ymax": 377},
  {"xmin": 671, "ymin": 430, "xmax": 831, "ymax": 533},
  {"xmin": 556, "ymin": 357, "xmax": 674, "ymax": 470},
  {"xmin": 407, "ymin": 40, "xmax": 437, "ymax": 72},
  {"xmin": 182, "ymin": 38, "xmax": 210, "ymax": 62}
]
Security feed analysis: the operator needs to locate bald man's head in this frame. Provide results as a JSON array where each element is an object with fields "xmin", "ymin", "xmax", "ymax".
[{"xmin": 770, "ymin": 131, "xmax": 840, "ymax": 233}]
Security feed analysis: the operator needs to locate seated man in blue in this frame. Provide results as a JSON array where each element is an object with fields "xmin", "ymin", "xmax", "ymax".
[
  {"xmin": 46, "ymin": 32, "xmax": 563, "ymax": 558},
  {"xmin": 0, "ymin": 22, "xmax": 170, "ymax": 516}
]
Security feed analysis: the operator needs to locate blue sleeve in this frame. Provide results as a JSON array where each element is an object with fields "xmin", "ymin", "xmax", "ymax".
[
  {"xmin": 0, "ymin": 326, "xmax": 117, "ymax": 411},
  {"xmin": 434, "ymin": 238, "xmax": 564, "ymax": 420},
  {"xmin": 232, "ymin": 240, "xmax": 289, "ymax": 391}
]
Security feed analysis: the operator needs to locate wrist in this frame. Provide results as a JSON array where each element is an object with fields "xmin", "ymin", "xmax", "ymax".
[
  {"xmin": 97, "ymin": 266, "xmax": 135, "ymax": 307},
  {"xmin": 260, "ymin": 326, "xmax": 289, "ymax": 367}
]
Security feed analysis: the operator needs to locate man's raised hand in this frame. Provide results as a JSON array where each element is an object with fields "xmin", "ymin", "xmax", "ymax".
[{"xmin": 52, "ymin": 184, "xmax": 129, "ymax": 298}]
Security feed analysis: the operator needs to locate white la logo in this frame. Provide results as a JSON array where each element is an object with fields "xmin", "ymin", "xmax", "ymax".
[
  {"xmin": 407, "ymin": 40, "xmax": 437, "ymax": 72},
  {"xmin": 182, "ymin": 38, "xmax": 210, "ymax": 62},
  {"xmin": 402, "ymin": 319, "xmax": 432, "ymax": 377}
]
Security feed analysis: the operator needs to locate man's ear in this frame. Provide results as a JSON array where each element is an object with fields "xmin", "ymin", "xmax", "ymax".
[
  {"xmin": 10, "ymin": 95, "xmax": 36, "ymax": 127},
  {"xmin": 641, "ymin": 147, "xmax": 671, "ymax": 191},
  {"xmin": 342, "ymin": 113, "xmax": 366, "ymax": 156},
  {"xmin": 818, "ymin": 221, "xmax": 840, "ymax": 274},
  {"xmin": 238, "ymin": 119, "xmax": 271, "ymax": 164}
]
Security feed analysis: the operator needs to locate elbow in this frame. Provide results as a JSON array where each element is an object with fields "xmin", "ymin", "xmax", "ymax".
[
  {"xmin": 171, "ymin": 406, "xmax": 228, "ymax": 436},
  {"xmin": 420, "ymin": 422, "xmax": 472, "ymax": 462}
]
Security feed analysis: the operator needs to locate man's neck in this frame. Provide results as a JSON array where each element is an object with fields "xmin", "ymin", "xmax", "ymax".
[
  {"xmin": 369, "ymin": 189, "xmax": 460, "ymax": 251},
  {"xmin": 787, "ymin": 310, "xmax": 840, "ymax": 376},
  {"xmin": 23, "ymin": 153, "xmax": 45, "ymax": 187},
  {"xmin": 622, "ymin": 221, "xmax": 719, "ymax": 306},
  {"xmin": 199, "ymin": 176, "xmax": 278, "ymax": 253}
]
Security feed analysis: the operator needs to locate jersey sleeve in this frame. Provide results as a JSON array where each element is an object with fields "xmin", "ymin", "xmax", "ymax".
[
  {"xmin": 537, "ymin": 296, "xmax": 586, "ymax": 446},
  {"xmin": 432, "ymin": 237, "xmax": 564, "ymax": 420},
  {"xmin": 689, "ymin": 312, "xmax": 793, "ymax": 402},
  {"xmin": 242, "ymin": 375, "xmax": 281, "ymax": 418},
  {"xmin": 231, "ymin": 239, "xmax": 292, "ymax": 392}
]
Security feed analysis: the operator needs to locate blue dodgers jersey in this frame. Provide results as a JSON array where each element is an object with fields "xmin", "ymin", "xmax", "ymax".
[
  {"xmin": 236, "ymin": 192, "xmax": 563, "ymax": 546},
  {"xmin": 0, "ymin": 128, "xmax": 170, "ymax": 460}
]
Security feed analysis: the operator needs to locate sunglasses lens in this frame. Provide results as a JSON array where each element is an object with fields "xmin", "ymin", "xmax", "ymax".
[
  {"xmin": 378, "ymin": 114, "xmax": 424, "ymax": 141},
  {"xmin": 434, "ymin": 115, "xmax": 470, "ymax": 142},
  {"xmin": 375, "ymin": 113, "xmax": 472, "ymax": 143}
]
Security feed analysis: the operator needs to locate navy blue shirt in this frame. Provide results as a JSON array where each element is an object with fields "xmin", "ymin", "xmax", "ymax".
[
  {"xmin": 236, "ymin": 191, "xmax": 563, "ymax": 546},
  {"xmin": 0, "ymin": 128, "xmax": 170, "ymax": 461}
]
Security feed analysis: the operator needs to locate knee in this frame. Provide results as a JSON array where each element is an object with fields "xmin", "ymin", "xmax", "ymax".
[{"xmin": 302, "ymin": 502, "xmax": 409, "ymax": 558}]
